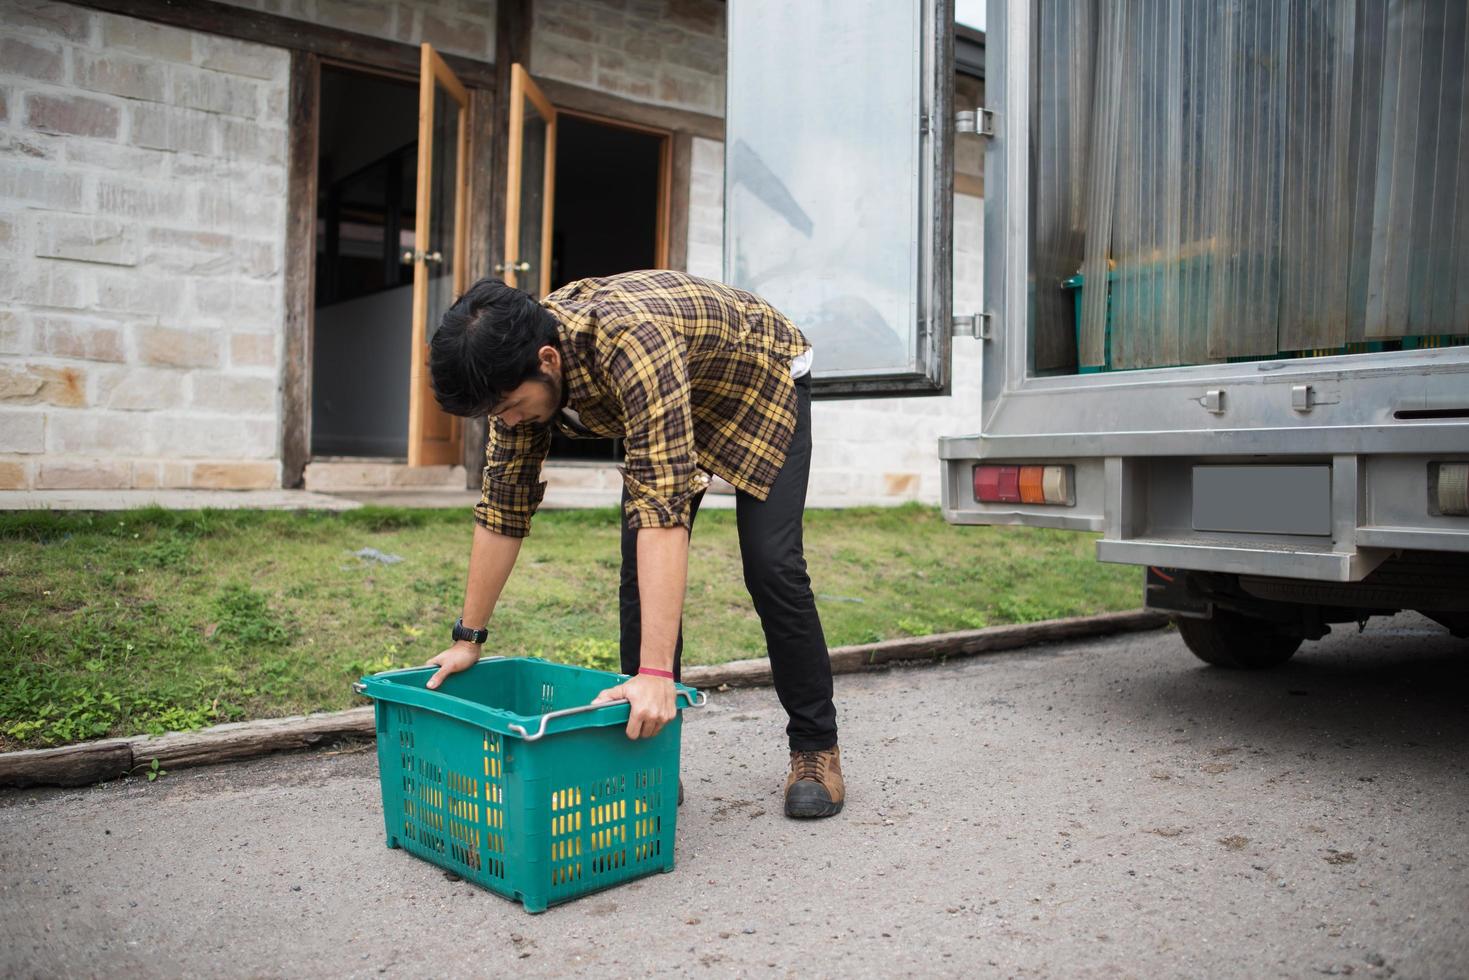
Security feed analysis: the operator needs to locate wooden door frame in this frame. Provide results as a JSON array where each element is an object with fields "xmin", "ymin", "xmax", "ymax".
[
  {"xmin": 555, "ymin": 108, "xmax": 675, "ymax": 272},
  {"xmin": 283, "ymin": 51, "xmax": 495, "ymax": 486},
  {"xmin": 530, "ymin": 76, "xmax": 724, "ymax": 278},
  {"xmin": 281, "ymin": 50, "xmax": 319, "ymax": 489},
  {"xmin": 407, "ymin": 44, "xmax": 470, "ymax": 467},
  {"xmin": 505, "ymin": 64, "xmax": 558, "ymax": 296}
]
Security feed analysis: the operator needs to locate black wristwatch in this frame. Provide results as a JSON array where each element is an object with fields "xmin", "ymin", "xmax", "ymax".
[{"xmin": 452, "ymin": 618, "xmax": 488, "ymax": 644}]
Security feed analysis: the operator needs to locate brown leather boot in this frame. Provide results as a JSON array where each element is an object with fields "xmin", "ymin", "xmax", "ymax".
[{"xmin": 784, "ymin": 745, "xmax": 844, "ymax": 818}]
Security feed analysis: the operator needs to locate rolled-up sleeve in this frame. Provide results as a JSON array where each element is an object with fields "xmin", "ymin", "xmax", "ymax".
[
  {"xmin": 473, "ymin": 418, "xmax": 551, "ymax": 537},
  {"xmin": 604, "ymin": 318, "xmax": 704, "ymax": 530}
]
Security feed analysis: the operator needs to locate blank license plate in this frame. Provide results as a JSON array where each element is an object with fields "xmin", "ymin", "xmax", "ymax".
[{"xmin": 1192, "ymin": 465, "xmax": 1332, "ymax": 537}]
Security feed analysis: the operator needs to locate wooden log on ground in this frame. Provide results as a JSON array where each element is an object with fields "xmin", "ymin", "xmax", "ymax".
[
  {"xmin": 686, "ymin": 610, "xmax": 1169, "ymax": 690},
  {"xmin": 0, "ymin": 611, "xmax": 1167, "ymax": 788},
  {"xmin": 0, "ymin": 739, "xmax": 134, "ymax": 789},
  {"xmin": 126, "ymin": 707, "xmax": 376, "ymax": 771}
]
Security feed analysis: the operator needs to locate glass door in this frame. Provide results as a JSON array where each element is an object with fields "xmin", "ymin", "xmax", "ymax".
[
  {"xmin": 723, "ymin": 0, "xmax": 952, "ymax": 396},
  {"xmin": 407, "ymin": 43, "xmax": 469, "ymax": 467},
  {"xmin": 501, "ymin": 63, "xmax": 557, "ymax": 297}
]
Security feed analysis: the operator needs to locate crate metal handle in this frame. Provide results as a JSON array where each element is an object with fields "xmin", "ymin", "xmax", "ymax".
[
  {"xmin": 352, "ymin": 656, "xmax": 507, "ymax": 695},
  {"xmin": 507, "ymin": 689, "xmax": 708, "ymax": 742}
]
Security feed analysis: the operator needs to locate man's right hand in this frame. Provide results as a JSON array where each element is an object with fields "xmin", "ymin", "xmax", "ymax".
[{"xmin": 425, "ymin": 641, "xmax": 482, "ymax": 690}]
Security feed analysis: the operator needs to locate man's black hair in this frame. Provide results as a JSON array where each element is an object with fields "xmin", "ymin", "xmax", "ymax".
[{"xmin": 429, "ymin": 277, "xmax": 560, "ymax": 417}]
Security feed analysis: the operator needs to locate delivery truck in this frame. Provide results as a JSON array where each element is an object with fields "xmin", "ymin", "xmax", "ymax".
[{"xmin": 723, "ymin": 0, "xmax": 1469, "ymax": 667}]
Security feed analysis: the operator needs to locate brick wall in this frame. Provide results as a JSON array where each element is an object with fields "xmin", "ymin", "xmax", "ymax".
[
  {"xmin": 680, "ymin": 137, "xmax": 986, "ymax": 507},
  {"xmin": 210, "ymin": 0, "xmax": 497, "ymax": 64},
  {"xmin": 533, "ymin": 0, "xmax": 724, "ymax": 115},
  {"xmin": 0, "ymin": 2, "xmax": 289, "ymax": 490}
]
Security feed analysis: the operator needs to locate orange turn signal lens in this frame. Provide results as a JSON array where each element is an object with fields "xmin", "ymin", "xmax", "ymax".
[{"xmin": 1018, "ymin": 466, "xmax": 1046, "ymax": 504}]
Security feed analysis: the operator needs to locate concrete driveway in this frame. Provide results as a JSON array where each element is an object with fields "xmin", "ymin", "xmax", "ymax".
[{"xmin": 3, "ymin": 614, "xmax": 1465, "ymax": 978}]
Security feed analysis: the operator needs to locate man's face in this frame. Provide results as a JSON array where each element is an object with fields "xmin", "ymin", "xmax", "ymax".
[{"xmin": 489, "ymin": 345, "xmax": 562, "ymax": 427}]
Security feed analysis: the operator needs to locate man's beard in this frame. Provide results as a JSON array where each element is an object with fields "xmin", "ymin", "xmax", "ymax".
[{"xmin": 538, "ymin": 371, "xmax": 565, "ymax": 419}]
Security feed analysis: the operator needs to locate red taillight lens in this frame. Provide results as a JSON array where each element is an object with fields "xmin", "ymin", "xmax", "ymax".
[
  {"xmin": 974, "ymin": 465, "xmax": 1073, "ymax": 506},
  {"xmin": 973, "ymin": 465, "xmax": 1020, "ymax": 502},
  {"xmin": 974, "ymin": 466, "xmax": 1001, "ymax": 502}
]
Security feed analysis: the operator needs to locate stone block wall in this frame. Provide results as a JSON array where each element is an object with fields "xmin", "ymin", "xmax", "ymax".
[
  {"xmin": 533, "ymin": 0, "xmax": 724, "ymax": 115},
  {"xmin": 0, "ymin": 2, "xmax": 289, "ymax": 490},
  {"xmin": 210, "ymin": 0, "xmax": 497, "ymax": 64}
]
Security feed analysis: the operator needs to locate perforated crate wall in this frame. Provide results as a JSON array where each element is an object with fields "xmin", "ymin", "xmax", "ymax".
[{"xmin": 367, "ymin": 659, "xmax": 688, "ymax": 914}]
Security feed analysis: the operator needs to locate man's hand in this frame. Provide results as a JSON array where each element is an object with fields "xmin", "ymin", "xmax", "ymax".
[
  {"xmin": 424, "ymin": 641, "xmax": 481, "ymax": 690},
  {"xmin": 593, "ymin": 673, "xmax": 677, "ymax": 739}
]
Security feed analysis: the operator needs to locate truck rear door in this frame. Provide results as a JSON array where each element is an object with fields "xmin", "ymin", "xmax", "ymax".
[{"xmin": 723, "ymin": 0, "xmax": 956, "ymax": 398}]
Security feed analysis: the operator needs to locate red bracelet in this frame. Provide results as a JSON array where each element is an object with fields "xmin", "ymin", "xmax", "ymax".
[{"xmin": 638, "ymin": 667, "xmax": 675, "ymax": 679}]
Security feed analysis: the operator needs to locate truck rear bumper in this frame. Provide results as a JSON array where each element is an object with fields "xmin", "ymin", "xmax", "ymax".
[
  {"xmin": 1095, "ymin": 537, "xmax": 1371, "ymax": 581},
  {"xmin": 940, "ymin": 450, "xmax": 1469, "ymax": 582}
]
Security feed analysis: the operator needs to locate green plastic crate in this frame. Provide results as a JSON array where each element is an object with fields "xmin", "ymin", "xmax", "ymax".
[
  {"xmin": 1064, "ymin": 268, "xmax": 1279, "ymax": 371},
  {"xmin": 1062, "ymin": 272, "xmax": 1110, "ymax": 373},
  {"xmin": 1059, "ymin": 270, "xmax": 1444, "ymax": 371},
  {"xmin": 1402, "ymin": 334, "xmax": 1469, "ymax": 350},
  {"xmin": 354, "ymin": 657, "xmax": 705, "ymax": 913}
]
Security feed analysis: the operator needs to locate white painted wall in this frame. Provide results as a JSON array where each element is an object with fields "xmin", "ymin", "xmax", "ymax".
[{"xmin": 686, "ymin": 135, "xmax": 723, "ymax": 280}]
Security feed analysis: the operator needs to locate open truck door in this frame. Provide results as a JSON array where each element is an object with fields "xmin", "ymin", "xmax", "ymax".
[
  {"xmin": 723, "ymin": 0, "xmax": 956, "ymax": 398},
  {"xmin": 725, "ymin": 1, "xmax": 1469, "ymax": 666}
]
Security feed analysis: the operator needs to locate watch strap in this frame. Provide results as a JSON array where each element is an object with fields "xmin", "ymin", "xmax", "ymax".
[{"xmin": 452, "ymin": 618, "xmax": 488, "ymax": 644}]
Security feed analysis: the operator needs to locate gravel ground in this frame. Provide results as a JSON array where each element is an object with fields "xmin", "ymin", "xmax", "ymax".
[{"xmin": 2, "ymin": 613, "xmax": 1466, "ymax": 979}]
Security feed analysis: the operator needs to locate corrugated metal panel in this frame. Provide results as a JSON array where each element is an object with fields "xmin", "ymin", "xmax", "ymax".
[{"xmin": 1033, "ymin": 0, "xmax": 1469, "ymax": 371}]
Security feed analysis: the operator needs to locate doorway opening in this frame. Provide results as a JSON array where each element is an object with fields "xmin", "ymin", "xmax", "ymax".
[
  {"xmin": 310, "ymin": 65, "xmax": 419, "ymax": 459},
  {"xmin": 548, "ymin": 113, "xmax": 668, "ymax": 462}
]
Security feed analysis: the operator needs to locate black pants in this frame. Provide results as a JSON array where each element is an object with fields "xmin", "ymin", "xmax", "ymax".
[{"xmin": 618, "ymin": 374, "xmax": 838, "ymax": 751}]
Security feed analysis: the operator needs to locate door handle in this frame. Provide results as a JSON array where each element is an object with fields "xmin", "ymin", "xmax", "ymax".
[
  {"xmin": 400, "ymin": 250, "xmax": 444, "ymax": 265},
  {"xmin": 494, "ymin": 261, "xmax": 531, "ymax": 274}
]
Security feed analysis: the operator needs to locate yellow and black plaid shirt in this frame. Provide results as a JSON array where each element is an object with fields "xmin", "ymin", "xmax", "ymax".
[{"xmin": 474, "ymin": 271, "xmax": 811, "ymax": 537}]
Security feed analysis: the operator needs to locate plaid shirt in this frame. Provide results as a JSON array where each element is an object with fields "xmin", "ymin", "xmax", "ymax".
[{"xmin": 474, "ymin": 271, "xmax": 811, "ymax": 537}]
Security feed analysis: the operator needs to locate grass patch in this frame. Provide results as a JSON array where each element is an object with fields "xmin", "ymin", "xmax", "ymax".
[{"xmin": 0, "ymin": 504, "xmax": 1138, "ymax": 748}]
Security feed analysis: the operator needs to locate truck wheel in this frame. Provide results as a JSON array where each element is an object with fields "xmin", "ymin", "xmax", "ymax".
[{"xmin": 1175, "ymin": 609, "xmax": 1303, "ymax": 669}]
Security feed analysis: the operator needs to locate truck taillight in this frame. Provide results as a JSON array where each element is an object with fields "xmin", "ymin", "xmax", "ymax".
[
  {"xmin": 973, "ymin": 465, "xmax": 1072, "ymax": 506},
  {"xmin": 1434, "ymin": 463, "xmax": 1469, "ymax": 516}
]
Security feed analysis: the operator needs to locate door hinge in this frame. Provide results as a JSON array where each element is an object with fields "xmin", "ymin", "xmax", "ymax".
[
  {"xmin": 953, "ymin": 312, "xmax": 992, "ymax": 340},
  {"xmin": 955, "ymin": 107, "xmax": 995, "ymax": 138}
]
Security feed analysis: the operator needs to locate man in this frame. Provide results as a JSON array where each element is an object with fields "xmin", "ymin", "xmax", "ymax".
[{"xmin": 422, "ymin": 271, "xmax": 844, "ymax": 819}]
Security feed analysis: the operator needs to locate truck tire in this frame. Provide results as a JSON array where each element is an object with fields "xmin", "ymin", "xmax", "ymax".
[{"xmin": 1175, "ymin": 609, "xmax": 1303, "ymax": 669}]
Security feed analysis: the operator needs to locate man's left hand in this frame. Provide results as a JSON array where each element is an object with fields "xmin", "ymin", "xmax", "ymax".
[{"xmin": 593, "ymin": 672, "xmax": 677, "ymax": 740}]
